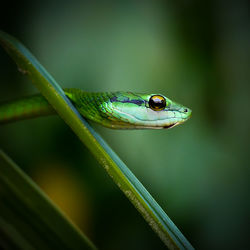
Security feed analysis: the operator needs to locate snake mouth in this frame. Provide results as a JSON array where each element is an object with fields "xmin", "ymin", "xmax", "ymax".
[{"xmin": 163, "ymin": 123, "xmax": 176, "ymax": 129}]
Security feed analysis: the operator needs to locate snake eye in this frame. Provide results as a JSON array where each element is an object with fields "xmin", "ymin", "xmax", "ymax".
[{"xmin": 149, "ymin": 95, "xmax": 166, "ymax": 111}]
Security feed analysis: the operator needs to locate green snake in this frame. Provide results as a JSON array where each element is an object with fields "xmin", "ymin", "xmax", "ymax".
[{"xmin": 0, "ymin": 88, "xmax": 191, "ymax": 129}]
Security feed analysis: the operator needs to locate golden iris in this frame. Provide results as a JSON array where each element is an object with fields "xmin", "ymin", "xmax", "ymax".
[{"xmin": 149, "ymin": 95, "xmax": 166, "ymax": 111}]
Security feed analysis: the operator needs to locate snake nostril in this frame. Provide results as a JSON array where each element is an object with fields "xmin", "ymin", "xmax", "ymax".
[{"xmin": 184, "ymin": 108, "xmax": 188, "ymax": 113}]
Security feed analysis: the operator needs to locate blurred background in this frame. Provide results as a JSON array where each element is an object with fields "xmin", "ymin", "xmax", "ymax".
[{"xmin": 0, "ymin": 0, "xmax": 249, "ymax": 249}]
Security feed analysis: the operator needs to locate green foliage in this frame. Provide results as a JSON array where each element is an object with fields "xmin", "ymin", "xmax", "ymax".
[
  {"xmin": 0, "ymin": 31, "xmax": 193, "ymax": 249},
  {"xmin": 0, "ymin": 150, "xmax": 96, "ymax": 250}
]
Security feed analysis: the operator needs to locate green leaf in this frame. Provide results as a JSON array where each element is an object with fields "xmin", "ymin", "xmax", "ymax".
[
  {"xmin": 0, "ymin": 150, "xmax": 97, "ymax": 250},
  {"xmin": 0, "ymin": 31, "xmax": 194, "ymax": 250}
]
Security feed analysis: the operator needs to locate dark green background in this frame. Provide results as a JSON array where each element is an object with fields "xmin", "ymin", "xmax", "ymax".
[{"xmin": 1, "ymin": 1, "xmax": 249, "ymax": 249}]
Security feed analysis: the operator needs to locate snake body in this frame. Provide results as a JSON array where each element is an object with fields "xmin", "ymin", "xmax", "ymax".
[{"xmin": 0, "ymin": 88, "xmax": 191, "ymax": 129}]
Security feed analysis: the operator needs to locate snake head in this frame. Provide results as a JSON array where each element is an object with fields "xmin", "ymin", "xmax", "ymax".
[
  {"xmin": 105, "ymin": 92, "xmax": 192, "ymax": 129},
  {"xmin": 65, "ymin": 89, "xmax": 191, "ymax": 129}
]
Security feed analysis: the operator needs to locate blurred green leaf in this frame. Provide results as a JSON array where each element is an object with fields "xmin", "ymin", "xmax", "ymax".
[
  {"xmin": 0, "ymin": 150, "xmax": 96, "ymax": 250},
  {"xmin": 0, "ymin": 30, "xmax": 194, "ymax": 249}
]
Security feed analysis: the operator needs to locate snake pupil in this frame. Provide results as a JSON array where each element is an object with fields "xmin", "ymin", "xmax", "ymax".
[{"xmin": 149, "ymin": 95, "xmax": 166, "ymax": 111}]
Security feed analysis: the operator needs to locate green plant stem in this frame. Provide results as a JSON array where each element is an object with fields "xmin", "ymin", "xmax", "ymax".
[{"xmin": 0, "ymin": 30, "xmax": 194, "ymax": 250}]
